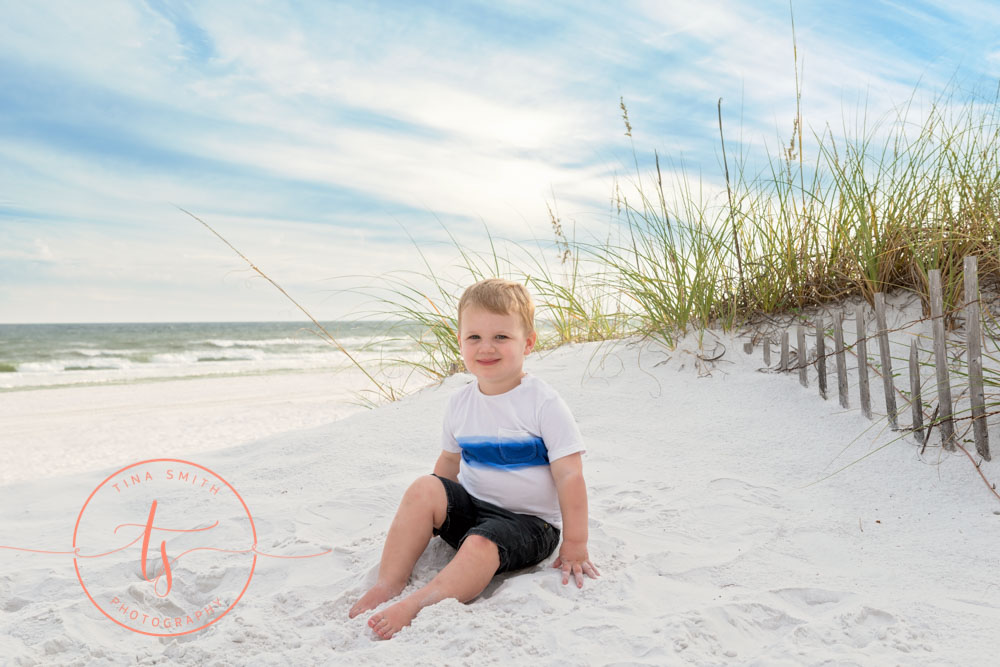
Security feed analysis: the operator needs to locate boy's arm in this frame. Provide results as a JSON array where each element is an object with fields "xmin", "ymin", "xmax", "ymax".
[
  {"xmin": 433, "ymin": 450, "xmax": 461, "ymax": 482},
  {"xmin": 550, "ymin": 452, "xmax": 599, "ymax": 588}
]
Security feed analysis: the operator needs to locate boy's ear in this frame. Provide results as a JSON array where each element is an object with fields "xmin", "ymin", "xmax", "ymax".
[{"xmin": 525, "ymin": 330, "xmax": 537, "ymax": 353}]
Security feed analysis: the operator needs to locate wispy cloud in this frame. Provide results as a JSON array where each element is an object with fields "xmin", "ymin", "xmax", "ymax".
[{"xmin": 0, "ymin": 1, "xmax": 996, "ymax": 321}]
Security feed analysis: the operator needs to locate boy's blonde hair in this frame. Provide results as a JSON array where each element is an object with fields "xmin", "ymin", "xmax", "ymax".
[{"xmin": 457, "ymin": 279, "xmax": 535, "ymax": 335}]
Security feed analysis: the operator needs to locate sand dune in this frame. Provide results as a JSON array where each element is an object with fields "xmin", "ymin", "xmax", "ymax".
[{"xmin": 2, "ymin": 322, "xmax": 998, "ymax": 665}]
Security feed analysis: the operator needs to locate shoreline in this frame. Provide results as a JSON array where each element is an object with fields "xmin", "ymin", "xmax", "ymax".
[{"xmin": 0, "ymin": 365, "xmax": 355, "ymax": 394}]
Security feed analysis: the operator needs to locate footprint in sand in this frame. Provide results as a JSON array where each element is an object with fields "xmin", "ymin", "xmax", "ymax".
[
  {"xmin": 838, "ymin": 606, "xmax": 898, "ymax": 648},
  {"xmin": 602, "ymin": 488, "xmax": 653, "ymax": 512},
  {"xmin": 571, "ymin": 623, "xmax": 671, "ymax": 662},
  {"xmin": 772, "ymin": 586, "xmax": 851, "ymax": 613},
  {"xmin": 194, "ymin": 568, "xmax": 226, "ymax": 594},
  {"xmin": 2, "ymin": 596, "xmax": 31, "ymax": 612},
  {"xmin": 667, "ymin": 602, "xmax": 806, "ymax": 660},
  {"xmin": 708, "ymin": 601, "xmax": 807, "ymax": 634},
  {"xmin": 707, "ymin": 477, "xmax": 783, "ymax": 508},
  {"xmin": 599, "ymin": 488, "xmax": 681, "ymax": 533},
  {"xmin": 790, "ymin": 604, "xmax": 934, "ymax": 654},
  {"xmin": 42, "ymin": 636, "xmax": 76, "ymax": 656}
]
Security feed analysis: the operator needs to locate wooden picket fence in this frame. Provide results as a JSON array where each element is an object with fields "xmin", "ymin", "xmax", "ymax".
[{"xmin": 744, "ymin": 257, "xmax": 992, "ymax": 461}]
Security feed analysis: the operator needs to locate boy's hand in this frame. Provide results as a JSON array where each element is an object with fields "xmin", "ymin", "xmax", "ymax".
[{"xmin": 552, "ymin": 539, "xmax": 600, "ymax": 588}]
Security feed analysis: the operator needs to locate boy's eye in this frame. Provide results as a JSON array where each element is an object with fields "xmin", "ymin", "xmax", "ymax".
[
  {"xmin": 495, "ymin": 335, "xmax": 508, "ymax": 340},
  {"xmin": 467, "ymin": 335, "xmax": 480, "ymax": 340}
]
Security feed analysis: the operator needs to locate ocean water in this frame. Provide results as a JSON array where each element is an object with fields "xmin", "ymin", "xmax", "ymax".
[{"xmin": 0, "ymin": 321, "xmax": 421, "ymax": 391}]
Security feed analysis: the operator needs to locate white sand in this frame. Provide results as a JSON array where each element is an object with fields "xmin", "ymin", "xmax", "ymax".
[
  {"xmin": 0, "ymin": 369, "xmax": 373, "ymax": 486},
  {"xmin": 2, "ymin": 303, "xmax": 999, "ymax": 665}
]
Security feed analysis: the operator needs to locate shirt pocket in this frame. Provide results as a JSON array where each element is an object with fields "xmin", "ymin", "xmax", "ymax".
[{"xmin": 497, "ymin": 427, "xmax": 539, "ymax": 464}]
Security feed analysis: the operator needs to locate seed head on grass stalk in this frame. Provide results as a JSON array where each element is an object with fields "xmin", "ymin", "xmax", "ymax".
[{"xmin": 522, "ymin": 204, "xmax": 631, "ymax": 346}]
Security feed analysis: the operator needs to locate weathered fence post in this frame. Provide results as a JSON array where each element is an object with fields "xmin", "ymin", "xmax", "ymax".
[
  {"xmin": 909, "ymin": 339, "xmax": 923, "ymax": 442},
  {"xmin": 763, "ymin": 338, "xmax": 771, "ymax": 367},
  {"xmin": 928, "ymin": 270, "xmax": 956, "ymax": 451},
  {"xmin": 797, "ymin": 325, "xmax": 808, "ymax": 387},
  {"xmin": 964, "ymin": 256, "xmax": 990, "ymax": 460},
  {"xmin": 856, "ymin": 305, "xmax": 872, "ymax": 419},
  {"xmin": 834, "ymin": 312, "xmax": 848, "ymax": 408},
  {"xmin": 874, "ymin": 293, "xmax": 898, "ymax": 429},
  {"xmin": 781, "ymin": 331, "xmax": 789, "ymax": 372},
  {"xmin": 815, "ymin": 317, "xmax": 827, "ymax": 399}
]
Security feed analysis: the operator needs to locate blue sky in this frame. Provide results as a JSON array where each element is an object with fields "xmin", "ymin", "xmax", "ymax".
[{"xmin": 1, "ymin": 0, "xmax": 998, "ymax": 322}]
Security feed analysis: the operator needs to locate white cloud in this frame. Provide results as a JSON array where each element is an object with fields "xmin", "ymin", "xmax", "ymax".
[{"xmin": 2, "ymin": 1, "xmax": 998, "ymax": 322}]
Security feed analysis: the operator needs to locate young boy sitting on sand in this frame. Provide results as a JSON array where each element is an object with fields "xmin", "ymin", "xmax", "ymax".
[{"xmin": 349, "ymin": 278, "xmax": 599, "ymax": 639}]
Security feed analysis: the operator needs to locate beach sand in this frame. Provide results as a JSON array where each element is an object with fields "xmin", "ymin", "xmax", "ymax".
[
  {"xmin": 2, "ymin": 308, "xmax": 999, "ymax": 665},
  {"xmin": 0, "ymin": 370, "xmax": 372, "ymax": 487}
]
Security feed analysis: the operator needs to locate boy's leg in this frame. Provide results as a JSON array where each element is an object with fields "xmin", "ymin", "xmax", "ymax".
[
  {"xmin": 348, "ymin": 475, "xmax": 448, "ymax": 618},
  {"xmin": 368, "ymin": 533, "xmax": 499, "ymax": 639}
]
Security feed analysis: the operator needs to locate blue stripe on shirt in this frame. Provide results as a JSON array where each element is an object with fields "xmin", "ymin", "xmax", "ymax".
[{"xmin": 457, "ymin": 436, "xmax": 549, "ymax": 469}]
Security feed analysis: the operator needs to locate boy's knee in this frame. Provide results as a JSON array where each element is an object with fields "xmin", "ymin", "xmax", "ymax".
[
  {"xmin": 405, "ymin": 475, "xmax": 440, "ymax": 498},
  {"xmin": 461, "ymin": 534, "xmax": 499, "ymax": 559},
  {"xmin": 403, "ymin": 476, "xmax": 447, "ymax": 521}
]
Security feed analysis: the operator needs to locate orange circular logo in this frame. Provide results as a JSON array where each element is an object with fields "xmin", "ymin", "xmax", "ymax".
[{"xmin": 73, "ymin": 459, "xmax": 257, "ymax": 636}]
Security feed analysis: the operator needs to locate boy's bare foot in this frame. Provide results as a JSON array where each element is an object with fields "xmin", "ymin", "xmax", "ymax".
[
  {"xmin": 367, "ymin": 596, "xmax": 421, "ymax": 639},
  {"xmin": 349, "ymin": 582, "xmax": 403, "ymax": 619}
]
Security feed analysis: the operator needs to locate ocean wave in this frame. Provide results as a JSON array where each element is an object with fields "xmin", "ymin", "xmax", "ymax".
[
  {"xmin": 19, "ymin": 358, "xmax": 134, "ymax": 373},
  {"xmin": 65, "ymin": 348, "xmax": 143, "ymax": 358},
  {"xmin": 198, "ymin": 335, "xmax": 383, "ymax": 349},
  {"xmin": 64, "ymin": 365, "xmax": 123, "ymax": 372},
  {"xmin": 1, "ymin": 322, "xmax": 426, "ymax": 391},
  {"xmin": 199, "ymin": 337, "xmax": 326, "ymax": 348},
  {"xmin": 151, "ymin": 350, "xmax": 266, "ymax": 364}
]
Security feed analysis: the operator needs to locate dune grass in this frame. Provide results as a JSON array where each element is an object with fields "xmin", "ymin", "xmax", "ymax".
[
  {"xmin": 333, "ymin": 77, "xmax": 1000, "ymax": 401},
  {"xmin": 194, "ymin": 55, "xmax": 1000, "ymax": 499},
  {"xmin": 191, "ymin": 71, "xmax": 1000, "ymax": 412},
  {"xmin": 349, "ymin": 216, "xmax": 629, "ymax": 385}
]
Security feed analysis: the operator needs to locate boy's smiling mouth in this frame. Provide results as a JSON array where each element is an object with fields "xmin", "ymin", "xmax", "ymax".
[{"xmin": 477, "ymin": 359, "xmax": 500, "ymax": 365}]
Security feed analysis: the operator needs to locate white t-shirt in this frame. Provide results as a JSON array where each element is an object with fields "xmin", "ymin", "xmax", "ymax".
[{"xmin": 441, "ymin": 374, "xmax": 585, "ymax": 527}]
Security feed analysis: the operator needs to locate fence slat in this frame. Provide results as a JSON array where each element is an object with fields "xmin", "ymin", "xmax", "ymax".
[
  {"xmin": 874, "ymin": 293, "xmax": 898, "ymax": 429},
  {"xmin": 909, "ymin": 339, "xmax": 923, "ymax": 442},
  {"xmin": 781, "ymin": 331, "xmax": 789, "ymax": 372},
  {"xmin": 834, "ymin": 312, "xmax": 848, "ymax": 408},
  {"xmin": 965, "ymin": 256, "xmax": 990, "ymax": 460},
  {"xmin": 928, "ymin": 270, "xmax": 956, "ymax": 451},
  {"xmin": 763, "ymin": 338, "xmax": 771, "ymax": 367},
  {"xmin": 815, "ymin": 317, "xmax": 827, "ymax": 399},
  {"xmin": 797, "ymin": 325, "xmax": 808, "ymax": 387},
  {"xmin": 856, "ymin": 305, "xmax": 872, "ymax": 419}
]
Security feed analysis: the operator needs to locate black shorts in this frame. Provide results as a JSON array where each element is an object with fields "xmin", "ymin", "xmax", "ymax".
[{"xmin": 430, "ymin": 474, "xmax": 561, "ymax": 574}]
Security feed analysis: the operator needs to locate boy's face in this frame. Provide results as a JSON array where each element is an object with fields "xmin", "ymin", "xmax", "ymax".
[{"xmin": 458, "ymin": 305, "xmax": 536, "ymax": 396}]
